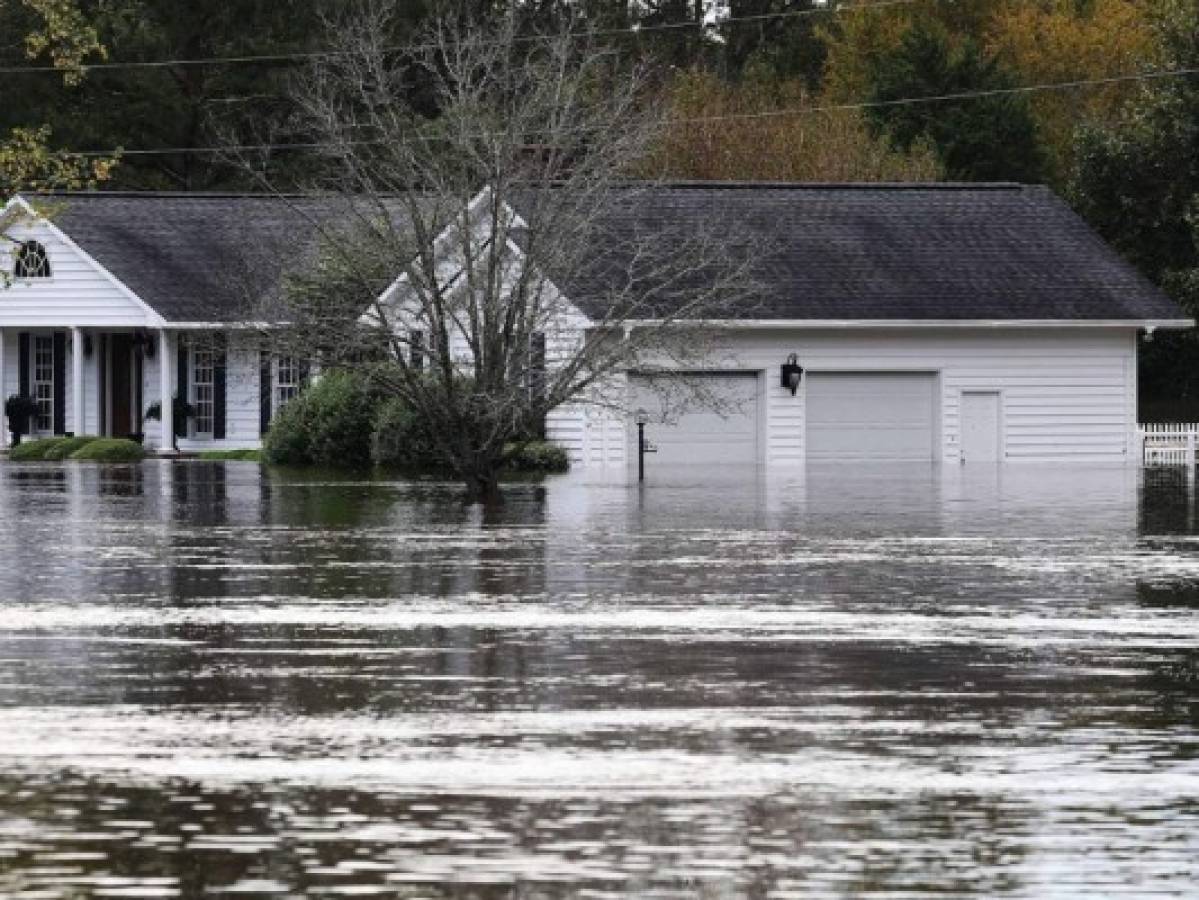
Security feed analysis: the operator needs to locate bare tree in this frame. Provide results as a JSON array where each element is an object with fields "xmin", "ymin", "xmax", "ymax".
[{"xmin": 247, "ymin": 3, "xmax": 762, "ymax": 502}]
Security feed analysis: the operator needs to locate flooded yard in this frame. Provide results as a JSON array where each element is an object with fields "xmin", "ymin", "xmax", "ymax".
[{"xmin": 0, "ymin": 461, "xmax": 1196, "ymax": 898}]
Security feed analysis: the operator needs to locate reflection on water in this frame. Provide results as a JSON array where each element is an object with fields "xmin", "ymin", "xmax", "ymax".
[{"xmin": 0, "ymin": 460, "xmax": 1196, "ymax": 898}]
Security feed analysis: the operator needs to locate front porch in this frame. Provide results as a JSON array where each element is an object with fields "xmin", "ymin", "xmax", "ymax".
[{"xmin": 0, "ymin": 327, "xmax": 263, "ymax": 455}]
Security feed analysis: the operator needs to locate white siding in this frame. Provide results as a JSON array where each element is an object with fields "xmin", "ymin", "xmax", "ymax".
[
  {"xmin": 0, "ymin": 216, "xmax": 157, "ymax": 328},
  {"xmin": 563, "ymin": 328, "xmax": 1139, "ymax": 470},
  {"xmin": 175, "ymin": 333, "xmax": 263, "ymax": 452}
]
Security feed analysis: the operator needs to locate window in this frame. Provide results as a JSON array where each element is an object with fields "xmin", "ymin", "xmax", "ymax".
[
  {"xmin": 14, "ymin": 241, "xmax": 51, "ymax": 279},
  {"xmin": 192, "ymin": 349, "xmax": 215, "ymax": 436},
  {"xmin": 276, "ymin": 357, "xmax": 301, "ymax": 409},
  {"xmin": 33, "ymin": 335, "xmax": 54, "ymax": 433}
]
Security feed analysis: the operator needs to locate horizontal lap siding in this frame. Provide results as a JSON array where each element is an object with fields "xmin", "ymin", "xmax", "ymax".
[
  {"xmin": 0, "ymin": 221, "xmax": 153, "ymax": 327},
  {"xmin": 175, "ymin": 335, "xmax": 262, "ymax": 450},
  {"xmin": 565, "ymin": 328, "xmax": 1138, "ymax": 468}
]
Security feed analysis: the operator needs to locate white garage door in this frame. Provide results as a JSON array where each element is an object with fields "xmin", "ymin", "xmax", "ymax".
[
  {"xmin": 629, "ymin": 373, "xmax": 760, "ymax": 466},
  {"xmin": 806, "ymin": 372, "xmax": 936, "ymax": 461}
]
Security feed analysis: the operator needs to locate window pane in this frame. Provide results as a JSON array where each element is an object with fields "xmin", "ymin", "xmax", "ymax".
[
  {"xmin": 33, "ymin": 336, "xmax": 54, "ymax": 433},
  {"xmin": 276, "ymin": 357, "xmax": 300, "ymax": 408},
  {"xmin": 193, "ymin": 350, "xmax": 215, "ymax": 436}
]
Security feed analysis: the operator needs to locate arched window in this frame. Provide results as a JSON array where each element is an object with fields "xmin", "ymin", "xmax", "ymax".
[{"xmin": 14, "ymin": 241, "xmax": 51, "ymax": 279}]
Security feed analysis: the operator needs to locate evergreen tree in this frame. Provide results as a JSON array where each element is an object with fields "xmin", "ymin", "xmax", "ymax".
[{"xmin": 864, "ymin": 18, "xmax": 1047, "ymax": 182}]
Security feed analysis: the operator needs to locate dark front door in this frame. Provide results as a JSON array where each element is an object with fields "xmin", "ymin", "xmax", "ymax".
[{"xmin": 110, "ymin": 335, "xmax": 133, "ymax": 438}]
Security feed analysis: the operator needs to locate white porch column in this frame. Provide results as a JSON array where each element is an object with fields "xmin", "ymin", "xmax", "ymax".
[
  {"xmin": 0, "ymin": 328, "xmax": 7, "ymax": 447},
  {"xmin": 158, "ymin": 328, "xmax": 176, "ymax": 454},
  {"xmin": 70, "ymin": 327, "xmax": 85, "ymax": 436}
]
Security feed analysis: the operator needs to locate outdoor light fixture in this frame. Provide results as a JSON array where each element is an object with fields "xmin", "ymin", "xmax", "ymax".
[
  {"xmin": 132, "ymin": 329, "xmax": 156, "ymax": 359},
  {"xmin": 82, "ymin": 334, "xmax": 93, "ymax": 358},
  {"xmin": 781, "ymin": 353, "xmax": 804, "ymax": 396}
]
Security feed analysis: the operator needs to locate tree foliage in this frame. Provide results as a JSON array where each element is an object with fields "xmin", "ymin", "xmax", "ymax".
[
  {"xmin": 1070, "ymin": 0, "xmax": 1199, "ymax": 415},
  {"xmin": 645, "ymin": 68, "xmax": 940, "ymax": 181},
  {"xmin": 985, "ymin": 0, "xmax": 1156, "ymax": 178},
  {"xmin": 256, "ymin": 8, "xmax": 762, "ymax": 501},
  {"xmin": 864, "ymin": 17, "xmax": 1046, "ymax": 182},
  {"xmin": 6, "ymin": 0, "xmax": 105, "ymax": 82}
]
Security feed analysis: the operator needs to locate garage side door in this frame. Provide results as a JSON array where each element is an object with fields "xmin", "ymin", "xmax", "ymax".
[
  {"xmin": 806, "ymin": 372, "xmax": 936, "ymax": 461},
  {"xmin": 629, "ymin": 373, "xmax": 761, "ymax": 466}
]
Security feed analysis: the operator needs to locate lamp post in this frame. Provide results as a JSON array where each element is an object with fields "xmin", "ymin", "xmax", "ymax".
[{"xmin": 635, "ymin": 409, "xmax": 656, "ymax": 483}]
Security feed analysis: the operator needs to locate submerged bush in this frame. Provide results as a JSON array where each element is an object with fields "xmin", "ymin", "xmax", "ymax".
[
  {"xmin": 504, "ymin": 441, "xmax": 570, "ymax": 473},
  {"xmin": 43, "ymin": 436, "xmax": 100, "ymax": 460},
  {"xmin": 264, "ymin": 371, "xmax": 382, "ymax": 468},
  {"xmin": 198, "ymin": 449, "xmax": 262, "ymax": 461},
  {"xmin": 69, "ymin": 438, "xmax": 145, "ymax": 462},
  {"xmin": 370, "ymin": 398, "xmax": 441, "ymax": 470},
  {"xmin": 9, "ymin": 437, "xmax": 69, "ymax": 461}
]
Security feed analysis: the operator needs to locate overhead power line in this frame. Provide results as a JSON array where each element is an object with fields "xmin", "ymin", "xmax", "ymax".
[
  {"xmin": 62, "ymin": 64, "xmax": 1199, "ymax": 159},
  {"xmin": 0, "ymin": 0, "xmax": 916, "ymax": 76}
]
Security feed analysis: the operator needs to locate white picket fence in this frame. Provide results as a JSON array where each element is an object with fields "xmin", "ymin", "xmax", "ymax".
[{"xmin": 1139, "ymin": 423, "xmax": 1199, "ymax": 465}]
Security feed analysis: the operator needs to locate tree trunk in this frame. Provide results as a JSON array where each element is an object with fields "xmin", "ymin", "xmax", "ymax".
[{"xmin": 464, "ymin": 467, "xmax": 504, "ymax": 505}]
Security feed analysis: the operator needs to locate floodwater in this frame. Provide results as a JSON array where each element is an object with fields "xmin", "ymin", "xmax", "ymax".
[{"xmin": 0, "ymin": 461, "xmax": 1196, "ymax": 899}]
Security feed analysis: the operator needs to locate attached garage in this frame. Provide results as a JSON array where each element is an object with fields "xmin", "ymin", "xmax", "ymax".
[
  {"xmin": 806, "ymin": 372, "xmax": 937, "ymax": 462},
  {"xmin": 629, "ymin": 372, "xmax": 761, "ymax": 466}
]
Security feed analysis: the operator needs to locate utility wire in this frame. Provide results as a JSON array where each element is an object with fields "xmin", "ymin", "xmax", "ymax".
[
  {"xmin": 62, "ymin": 64, "xmax": 1199, "ymax": 159},
  {"xmin": 0, "ymin": 0, "xmax": 916, "ymax": 76}
]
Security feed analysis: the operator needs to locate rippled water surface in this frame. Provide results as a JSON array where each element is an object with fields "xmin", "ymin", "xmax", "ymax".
[{"xmin": 0, "ymin": 461, "xmax": 1196, "ymax": 898}]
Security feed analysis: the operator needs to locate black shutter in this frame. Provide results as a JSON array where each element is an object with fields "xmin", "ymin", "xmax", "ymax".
[
  {"xmin": 52, "ymin": 331, "xmax": 65, "ymax": 435},
  {"xmin": 530, "ymin": 332, "xmax": 547, "ymax": 439},
  {"xmin": 213, "ymin": 333, "xmax": 227, "ymax": 440},
  {"xmin": 18, "ymin": 333, "xmax": 29, "ymax": 397},
  {"xmin": 259, "ymin": 350, "xmax": 272, "ymax": 435},
  {"xmin": 176, "ymin": 335, "xmax": 188, "ymax": 439},
  {"xmin": 98, "ymin": 335, "xmax": 108, "ymax": 436}
]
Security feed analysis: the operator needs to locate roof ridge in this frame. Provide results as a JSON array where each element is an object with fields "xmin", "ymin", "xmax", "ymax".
[
  {"xmin": 624, "ymin": 180, "xmax": 1032, "ymax": 191},
  {"xmin": 25, "ymin": 190, "xmax": 319, "ymax": 199},
  {"xmin": 25, "ymin": 181, "xmax": 1035, "ymax": 200}
]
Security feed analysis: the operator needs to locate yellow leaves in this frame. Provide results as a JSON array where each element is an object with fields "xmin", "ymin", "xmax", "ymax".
[
  {"xmin": 644, "ymin": 70, "xmax": 941, "ymax": 182},
  {"xmin": 985, "ymin": 0, "xmax": 1157, "ymax": 174},
  {"xmin": 16, "ymin": 0, "xmax": 106, "ymax": 84},
  {"xmin": 1, "ymin": 125, "xmax": 118, "ymax": 197},
  {"xmin": 818, "ymin": 2, "xmax": 917, "ymax": 103}
]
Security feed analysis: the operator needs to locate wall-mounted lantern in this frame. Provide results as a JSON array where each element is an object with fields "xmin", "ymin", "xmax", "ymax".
[
  {"xmin": 82, "ymin": 333, "xmax": 93, "ymax": 358},
  {"xmin": 132, "ymin": 329, "xmax": 156, "ymax": 359},
  {"xmin": 780, "ymin": 353, "xmax": 804, "ymax": 396}
]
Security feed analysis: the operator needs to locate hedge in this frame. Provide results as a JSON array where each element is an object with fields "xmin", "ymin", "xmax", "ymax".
[
  {"xmin": 43, "ymin": 436, "xmax": 100, "ymax": 460},
  {"xmin": 266, "ymin": 370, "xmax": 569, "ymax": 475},
  {"xmin": 504, "ymin": 441, "xmax": 570, "ymax": 473},
  {"xmin": 69, "ymin": 438, "xmax": 146, "ymax": 462},
  {"xmin": 263, "ymin": 371, "xmax": 382, "ymax": 468},
  {"xmin": 9, "ymin": 437, "xmax": 70, "ymax": 461},
  {"xmin": 370, "ymin": 398, "xmax": 440, "ymax": 469}
]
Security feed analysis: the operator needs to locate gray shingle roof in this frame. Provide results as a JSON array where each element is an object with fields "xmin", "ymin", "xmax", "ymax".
[
  {"xmin": 38, "ymin": 193, "xmax": 330, "ymax": 322},
  {"xmin": 28, "ymin": 183, "xmax": 1188, "ymax": 324},
  {"xmin": 517, "ymin": 182, "xmax": 1187, "ymax": 323}
]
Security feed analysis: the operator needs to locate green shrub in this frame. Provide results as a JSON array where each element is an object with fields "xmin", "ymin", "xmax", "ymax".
[
  {"xmin": 264, "ymin": 371, "xmax": 382, "ymax": 468},
  {"xmin": 261, "ymin": 390, "xmax": 314, "ymax": 466},
  {"xmin": 504, "ymin": 441, "xmax": 570, "ymax": 473},
  {"xmin": 198, "ymin": 449, "xmax": 262, "ymax": 461},
  {"xmin": 370, "ymin": 398, "xmax": 442, "ymax": 469},
  {"xmin": 43, "ymin": 436, "xmax": 100, "ymax": 460},
  {"xmin": 9, "ymin": 437, "xmax": 70, "ymax": 461},
  {"xmin": 69, "ymin": 438, "xmax": 145, "ymax": 462}
]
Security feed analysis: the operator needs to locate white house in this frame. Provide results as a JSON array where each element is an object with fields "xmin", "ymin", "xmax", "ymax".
[{"xmin": 0, "ymin": 184, "xmax": 1190, "ymax": 471}]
